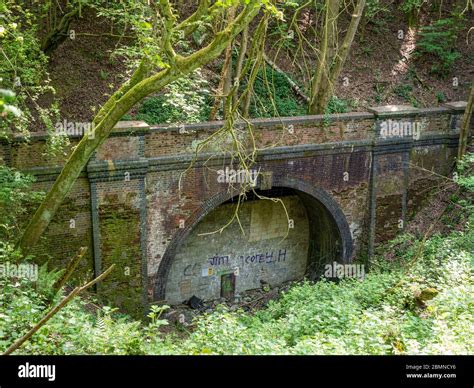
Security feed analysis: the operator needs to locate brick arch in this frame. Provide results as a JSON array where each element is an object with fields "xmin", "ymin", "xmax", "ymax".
[
  {"xmin": 152, "ymin": 179, "xmax": 353, "ymax": 301},
  {"xmin": 275, "ymin": 177, "xmax": 353, "ymax": 265}
]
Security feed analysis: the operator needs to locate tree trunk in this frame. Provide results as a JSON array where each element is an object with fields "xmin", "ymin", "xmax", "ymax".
[
  {"xmin": 240, "ymin": 18, "xmax": 268, "ymax": 118},
  {"xmin": 232, "ymin": 25, "xmax": 249, "ymax": 108},
  {"xmin": 210, "ymin": 6, "xmax": 236, "ymax": 120},
  {"xmin": 458, "ymin": 84, "xmax": 474, "ymax": 160},
  {"xmin": 308, "ymin": 0, "xmax": 334, "ymax": 114},
  {"xmin": 41, "ymin": 7, "xmax": 80, "ymax": 55}
]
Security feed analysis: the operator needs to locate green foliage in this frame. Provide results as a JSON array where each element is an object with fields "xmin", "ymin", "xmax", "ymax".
[
  {"xmin": 125, "ymin": 70, "xmax": 211, "ymax": 124},
  {"xmin": 0, "ymin": 166, "xmax": 44, "ymax": 241},
  {"xmin": 267, "ymin": 22, "xmax": 296, "ymax": 50},
  {"xmin": 0, "ymin": 88, "xmax": 21, "ymax": 120},
  {"xmin": 1, "ymin": 220, "xmax": 472, "ymax": 354},
  {"xmin": 399, "ymin": 0, "xmax": 424, "ymax": 15},
  {"xmin": 35, "ymin": 263, "xmax": 64, "ymax": 302},
  {"xmin": 146, "ymin": 305, "xmax": 169, "ymax": 334},
  {"xmin": 373, "ymin": 83, "xmax": 384, "ymax": 104},
  {"xmin": 394, "ymin": 83, "xmax": 412, "ymax": 99},
  {"xmin": 94, "ymin": 0, "xmax": 170, "ymax": 70},
  {"xmin": 361, "ymin": 46, "xmax": 373, "ymax": 57},
  {"xmin": 436, "ymin": 91, "xmax": 446, "ymax": 103},
  {"xmin": 365, "ymin": 0, "xmax": 389, "ymax": 21},
  {"xmin": 415, "ymin": 17, "xmax": 463, "ymax": 76},
  {"xmin": 393, "ymin": 83, "xmax": 418, "ymax": 106},
  {"xmin": 325, "ymin": 96, "xmax": 350, "ymax": 114},
  {"xmin": 99, "ymin": 70, "xmax": 110, "ymax": 80},
  {"xmin": 0, "ymin": 1, "xmax": 56, "ymax": 137}
]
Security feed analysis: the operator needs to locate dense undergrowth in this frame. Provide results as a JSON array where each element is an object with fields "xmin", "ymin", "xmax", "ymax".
[{"xmin": 0, "ymin": 155, "xmax": 472, "ymax": 355}]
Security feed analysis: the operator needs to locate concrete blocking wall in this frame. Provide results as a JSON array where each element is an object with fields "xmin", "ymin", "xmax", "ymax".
[{"xmin": 165, "ymin": 195, "xmax": 309, "ymax": 304}]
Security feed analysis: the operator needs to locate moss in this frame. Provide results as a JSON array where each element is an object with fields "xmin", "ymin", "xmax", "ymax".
[{"xmin": 98, "ymin": 204, "xmax": 144, "ymax": 318}]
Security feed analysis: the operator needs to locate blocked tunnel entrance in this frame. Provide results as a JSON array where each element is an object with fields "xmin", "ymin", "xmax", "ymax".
[{"xmin": 156, "ymin": 185, "xmax": 353, "ymax": 305}]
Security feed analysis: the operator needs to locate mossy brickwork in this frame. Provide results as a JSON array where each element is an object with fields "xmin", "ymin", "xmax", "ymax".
[{"xmin": 98, "ymin": 194, "xmax": 143, "ymax": 317}]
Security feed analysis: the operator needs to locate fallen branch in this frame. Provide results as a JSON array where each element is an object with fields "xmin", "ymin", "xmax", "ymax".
[
  {"xmin": 263, "ymin": 52, "xmax": 310, "ymax": 103},
  {"xmin": 233, "ymin": 38, "xmax": 310, "ymax": 103},
  {"xmin": 53, "ymin": 246, "xmax": 88, "ymax": 293}
]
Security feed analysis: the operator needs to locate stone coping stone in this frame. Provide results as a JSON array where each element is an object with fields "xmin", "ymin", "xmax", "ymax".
[
  {"xmin": 369, "ymin": 105, "xmax": 419, "ymax": 117},
  {"xmin": 444, "ymin": 101, "xmax": 467, "ymax": 112},
  {"xmin": 110, "ymin": 121, "xmax": 150, "ymax": 136},
  {"xmin": 5, "ymin": 121, "xmax": 150, "ymax": 142},
  {"xmin": 369, "ymin": 105, "xmax": 462, "ymax": 118},
  {"xmin": 87, "ymin": 158, "xmax": 149, "ymax": 172}
]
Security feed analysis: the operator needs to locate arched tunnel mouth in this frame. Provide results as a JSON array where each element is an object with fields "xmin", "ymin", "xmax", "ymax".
[{"xmin": 154, "ymin": 184, "xmax": 353, "ymax": 304}]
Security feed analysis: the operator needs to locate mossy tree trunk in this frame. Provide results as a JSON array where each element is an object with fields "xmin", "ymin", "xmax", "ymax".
[
  {"xmin": 308, "ymin": 0, "xmax": 339, "ymax": 114},
  {"xmin": 41, "ymin": 7, "xmax": 80, "ymax": 55},
  {"xmin": 210, "ymin": 6, "xmax": 237, "ymax": 120},
  {"xmin": 308, "ymin": 0, "xmax": 366, "ymax": 114}
]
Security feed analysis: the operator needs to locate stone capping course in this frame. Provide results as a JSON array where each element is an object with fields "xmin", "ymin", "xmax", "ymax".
[
  {"xmin": 2, "ymin": 121, "xmax": 150, "ymax": 143},
  {"xmin": 147, "ymin": 111, "xmax": 376, "ymax": 133},
  {"xmin": 1, "ymin": 102, "xmax": 467, "ymax": 144},
  {"xmin": 368, "ymin": 105, "xmax": 418, "ymax": 117},
  {"xmin": 144, "ymin": 140, "xmax": 373, "ymax": 168},
  {"xmin": 108, "ymin": 120, "xmax": 150, "ymax": 137},
  {"xmin": 87, "ymin": 158, "xmax": 149, "ymax": 171}
]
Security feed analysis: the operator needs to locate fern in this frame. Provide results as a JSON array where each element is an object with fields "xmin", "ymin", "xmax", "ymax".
[
  {"xmin": 35, "ymin": 263, "xmax": 64, "ymax": 302},
  {"xmin": 415, "ymin": 17, "xmax": 463, "ymax": 76}
]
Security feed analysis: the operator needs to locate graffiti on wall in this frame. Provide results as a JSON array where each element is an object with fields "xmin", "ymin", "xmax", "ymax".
[{"xmin": 182, "ymin": 249, "xmax": 288, "ymax": 278}]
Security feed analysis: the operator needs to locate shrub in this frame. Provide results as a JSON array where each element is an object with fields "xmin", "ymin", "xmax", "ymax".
[{"xmin": 326, "ymin": 96, "xmax": 350, "ymax": 114}]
